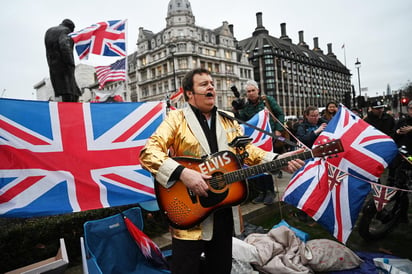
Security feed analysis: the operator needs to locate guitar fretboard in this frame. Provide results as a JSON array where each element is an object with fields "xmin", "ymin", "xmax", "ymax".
[{"xmin": 225, "ymin": 150, "xmax": 313, "ymax": 183}]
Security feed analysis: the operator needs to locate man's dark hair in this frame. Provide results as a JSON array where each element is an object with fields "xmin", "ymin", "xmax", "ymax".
[{"xmin": 182, "ymin": 68, "xmax": 210, "ymax": 101}]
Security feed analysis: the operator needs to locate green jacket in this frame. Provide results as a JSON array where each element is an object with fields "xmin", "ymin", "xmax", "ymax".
[{"xmin": 236, "ymin": 96, "xmax": 285, "ymax": 132}]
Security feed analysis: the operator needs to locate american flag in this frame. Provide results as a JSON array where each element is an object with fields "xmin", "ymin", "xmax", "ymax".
[
  {"xmin": 0, "ymin": 99, "xmax": 165, "ymax": 218},
  {"xmin": 70, "ymin": 20, "xmax": 126, "ymax": 60},
  {"xmin": 240, "ymin": 109, "xmax": 273, "ymax": 152},
  {"xmin": 95, "ymin": 58, "xmax": 126, "ymax": 89},
  {"xmin": 282, "ymin": 105, "xmax": 398, "ymax": 243}
]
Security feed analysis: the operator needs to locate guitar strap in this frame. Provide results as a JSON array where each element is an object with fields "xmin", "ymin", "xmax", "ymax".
[{"xmin": 218, "ymin": 110, "xmax": 297, "ymax": 147}]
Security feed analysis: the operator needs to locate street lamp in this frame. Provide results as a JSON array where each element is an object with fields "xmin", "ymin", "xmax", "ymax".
[
  {"xmin": 355, "ymin": 58, "xmax": 362, "ymax": 98},
  {"xmin": 168, "ymin": 43, "xmax": 177, "ymax": 93}
]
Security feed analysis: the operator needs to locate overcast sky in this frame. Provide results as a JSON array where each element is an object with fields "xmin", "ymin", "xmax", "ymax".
[{"xmin": 1, "ymin": 0, "xmax": 411, "ymax": 100}]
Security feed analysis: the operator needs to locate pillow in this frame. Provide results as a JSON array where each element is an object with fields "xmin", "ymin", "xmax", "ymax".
[{"xmin": 305, "ymin": 239, "xmax": 363, "ymax": 272}]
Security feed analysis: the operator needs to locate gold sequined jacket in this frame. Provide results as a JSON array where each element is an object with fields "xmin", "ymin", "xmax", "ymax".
[{"xmin": 139, "ymin": 106, "xmax": 276, "ymax": 241}]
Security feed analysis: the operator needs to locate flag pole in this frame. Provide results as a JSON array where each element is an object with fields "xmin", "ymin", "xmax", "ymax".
[
  {"xmin": 342, "ymin": 43, "xmax": 347, "ymax": 67},
  {"xmin": 124, "ymin": 19, "xmax": 129, "ymax": 101}
]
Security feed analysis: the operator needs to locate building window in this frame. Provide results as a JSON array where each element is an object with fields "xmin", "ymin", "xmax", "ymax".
[
  {"xmin": 264, "ymin": 58, "xmax": 273, "ymax": 64},
  {"xmin": 225, "ymin": 50, "xmax": 231, "ymax": 59},
  {"xmin": 266, "ymin": 71, "xmax": 275, "ymax": 77},
  {"xmin": 142, "ymin": 87, "xmax": 149, "ymax": 97},
  {"xmin": 178, "ymin": 57, "xmax": 188, "ymax": 69},
  {"xmin": 216, "ymin": 80, "xmax": 222, "ymax": 91},
  {"xmin": 141, "ymin": 70, "xmax": 147, "ymax": 81},
  {"xmin": 226, "ymin": 64, "xmax": 234, "ymax": 74},
  {"xmin": 164, "ymin": 81, "xmax": 169, "ymax": 93}
]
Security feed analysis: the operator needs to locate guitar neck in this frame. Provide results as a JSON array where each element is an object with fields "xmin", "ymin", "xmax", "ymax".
[{"xmin": 225, "ymin": 150, "xmax": 313, "ymax": 183}]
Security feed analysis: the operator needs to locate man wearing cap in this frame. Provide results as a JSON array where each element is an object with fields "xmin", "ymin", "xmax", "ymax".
[{"xmin": 364, "ymin": 100, "xmax": 395, "ymax": 136}]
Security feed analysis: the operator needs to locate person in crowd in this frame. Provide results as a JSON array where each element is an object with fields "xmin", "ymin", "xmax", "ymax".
[
  {"xmin": 232, "ymin": 80, "xmax": 286, "ymax": 205},
  {"xmin": 364, "ymin": 100, "xmax": 397, "ymax": 186},
  {"xmin": 388, "ymin": 100, "xmax": 412, "ymax": 184},
  {"xmin": 322, "ymin": 101, "xmax": 338, "ymax": 122},
  {"xmin": 393, "ymin": 100, "xmax": 412, "ymax": 152},
  {"xmin": 364, "ymin": 100, "xmax": 395, "ymax": 136},
  {"xmin": 295, "ymin": 106, "xmax": 328, "ymax": 148},
  {"xmin": 293, "ymin": 106, "xmax": 328, "ymax": 223},
  {"xmin": 139, "ymin": 68, "xmax": 304, "ymax": 274},
  {"xmin": 45, "ymin": 19, "xmax": 81, "ymax": 102}
]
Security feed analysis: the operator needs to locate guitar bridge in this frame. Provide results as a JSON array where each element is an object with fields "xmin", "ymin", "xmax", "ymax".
[{"xmin": 187, "ymin": 189, "xmax": 198, "ymax": 204}]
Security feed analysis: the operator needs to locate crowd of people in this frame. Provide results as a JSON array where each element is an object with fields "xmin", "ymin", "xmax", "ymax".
[{"xmin": 140, "ymin": 68, "xmax": 411, "ymax": 274}]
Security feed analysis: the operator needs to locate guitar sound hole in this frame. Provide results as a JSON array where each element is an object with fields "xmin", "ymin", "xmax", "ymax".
[{"xmin": 210, "ymin": 172, "xmax": 225, "ymax": 191}]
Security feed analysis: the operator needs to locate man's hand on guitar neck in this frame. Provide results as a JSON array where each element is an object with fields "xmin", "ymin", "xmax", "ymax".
[
  {"xmin": 278, "ymin": 150, "xmax": 305, "ymax": 174},
  {"xmin": 180, "ymin": 168, "xmax": 211, "ymax": 197}
]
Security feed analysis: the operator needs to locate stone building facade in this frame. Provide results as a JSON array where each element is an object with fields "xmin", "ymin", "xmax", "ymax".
[{"xmin": 132, "ymin": 0, "xmax": 253, "ymax": 109}]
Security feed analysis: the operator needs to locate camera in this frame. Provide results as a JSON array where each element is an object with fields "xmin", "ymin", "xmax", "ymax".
[
  {"xmin": 231, "ymin": 85, "xmax": 240, "ymax": 98},
  {"xmin": 230, "ymin": 85, "xmax": 245, "ymax": 110}
]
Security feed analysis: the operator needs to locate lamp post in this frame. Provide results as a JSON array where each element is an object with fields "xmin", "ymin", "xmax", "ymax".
[
  {"xmin": 168, "ymin": 44, "xmax": 177, "ymax": 93},
  {"xmin": 355, "ymin": 58, "xmax": 361, "ymax": 107}
]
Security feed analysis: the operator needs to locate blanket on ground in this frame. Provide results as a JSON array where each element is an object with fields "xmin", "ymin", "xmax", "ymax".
[
  {"xmin": 242, "ymin": 226, "xmax": 363, "ymax": 274},
  {"xmin": 244, "ymin": 226, "xmax": 312, "ymax": 274}
]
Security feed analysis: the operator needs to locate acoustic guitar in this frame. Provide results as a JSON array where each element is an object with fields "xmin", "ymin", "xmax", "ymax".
[{"xmin": 155, "ymin": 139, "xmax": 343, "ymax": 229}]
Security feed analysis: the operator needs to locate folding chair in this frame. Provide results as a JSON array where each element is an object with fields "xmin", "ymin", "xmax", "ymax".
[{"xmin": 81, "ymin": 207, "xmax": 170, "ymax": 274}]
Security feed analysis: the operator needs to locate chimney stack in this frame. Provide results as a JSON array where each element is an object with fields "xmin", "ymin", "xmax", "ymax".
[
  {"xmin": 252, "ymin": 12, "xmax": 269, "ymax": 36},
  {"xmin": 229, "ymin": 24, "xmax": 234, "ymax": 35},
  {"xmin": 280, "ymin": 23, "xmax": 292, "ymax": 43},
  {"xmin": 313, "ymin": 37, "xmax": 323, "ymax": 53},
  {"xmin": 256, "ymin": 12, "xmax": 263, "ymax": 28},
  {"xmin": 298, "ymin": 30, "xmax": 309, "ymax": 49},
  {"xmin": 326, "ymin": 43, "xmax": 336, "ymax": 58}
]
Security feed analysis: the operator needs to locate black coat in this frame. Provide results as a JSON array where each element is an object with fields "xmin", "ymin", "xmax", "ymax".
[
  {"xmin": 364, "ymin": 111, "xmax": 395, "ymax": 136},
  {"xmin": 393, "ymin": 115, "xmax": 412, "ymax": 154},
  {"xmin": 45, "ymin": 24, "xmax": 81, "ymax": 97}
]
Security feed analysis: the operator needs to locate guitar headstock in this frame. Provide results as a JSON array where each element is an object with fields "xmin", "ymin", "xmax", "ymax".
[{"xmin": 311, "ymin": 139, "xmax": 344, "ymax": 158}]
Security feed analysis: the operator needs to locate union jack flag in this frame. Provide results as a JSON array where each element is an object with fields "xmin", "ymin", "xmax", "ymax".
[
  {"xmin": 70, "ymin": 20, "xmax": 126, "ymax": 60},
  {"xmin": 169, "ymin": 87, "xmax": 183, "ymax": 103},
  {"xmin": 0, "ymin": 98, "xmax": 166, "ymax": 218},
  {"xmin": 282, "ymin": 105, "xmax": 398, "ymax": 243},
  {"xmin": 371, "ymin": 184, "xmax": 397, "ymax": 212},
  {"xmin": 240, "ymin": 109, "xmax": 273, "ymax": 152},
  {"xmin": 95, "ymin": 58, "xmax": 126, "ymax": 89}
]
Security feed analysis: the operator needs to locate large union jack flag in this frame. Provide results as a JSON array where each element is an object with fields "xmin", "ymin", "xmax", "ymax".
[
  {"xmin": 282, "ymin": 105, "xmax": 398, "ymax": 243},
  {"xmin": 70, "ymin": 20, "xmax": 126, "ymax": 60},
  {"xmin": 240, "ymin": 109, "xmax": 273, "ymax": 152},
  {"xmin": 0, "ymin": 99, "xmax": 165, "ymax": 218}
]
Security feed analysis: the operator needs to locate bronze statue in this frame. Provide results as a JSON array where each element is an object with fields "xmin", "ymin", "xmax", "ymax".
[{"xmin": 45, "ymin": 19, "xmax": 81, "ymax": 102}]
